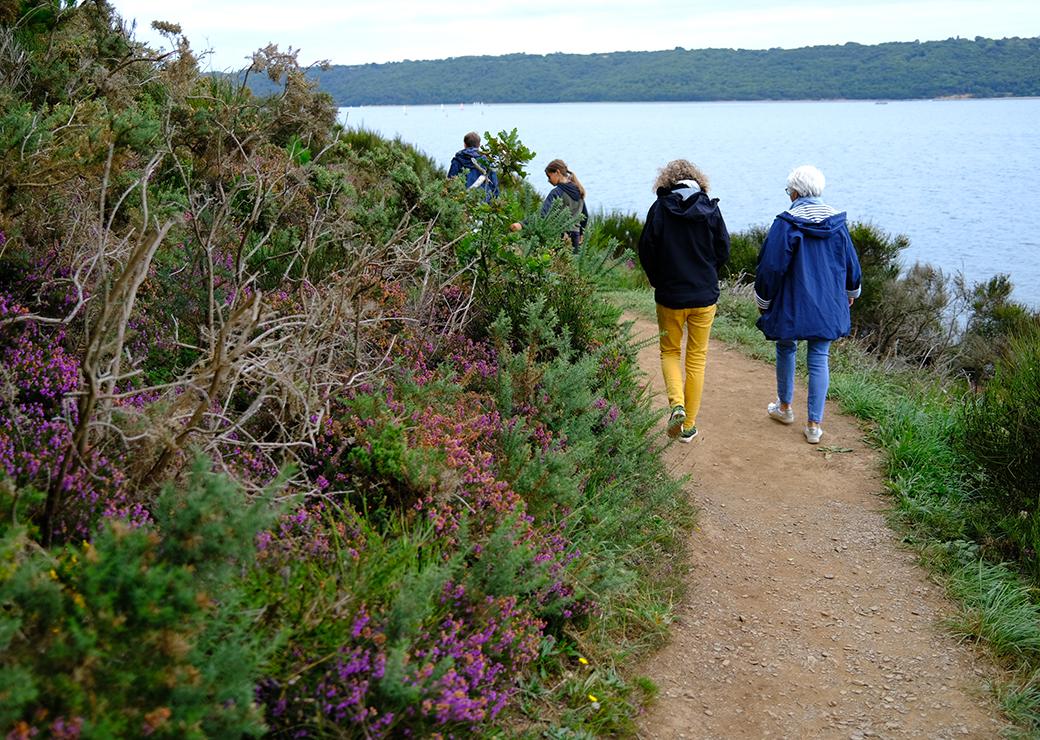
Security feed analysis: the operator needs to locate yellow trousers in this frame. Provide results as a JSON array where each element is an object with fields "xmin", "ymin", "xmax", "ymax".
[{"xmin": 656, "ymin": 303, "xmax": 717, "ymax": 430}]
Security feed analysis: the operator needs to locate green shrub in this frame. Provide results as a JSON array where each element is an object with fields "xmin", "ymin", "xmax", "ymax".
[
  {"xmin": 721, "ymin": 224, "xmax": 767, "ymax": 283},
  {"xmin": 846, "ymin": 222, "xmax": 909, "ymax": 340},
  {"xmin": 585, "ymin": 210, "xmax": 643, "ymax": 260},
  {"xmin": 0, "ymin": 461, "xmax": 277, "ymax": 738},
  {"xmin": 467, "ymin": 202, "xmax": 622, "ymax": 354},
  {"xmin": 855, "ymin": 262, "xmax": 954, "ymax": 363},
  {"xmin": 958, "ymin": 324, "xmax": 1040, "ymax": 577},
  {"xmin": 955, "ymin": 274, "xmax": 1038, "ymax": 383}
]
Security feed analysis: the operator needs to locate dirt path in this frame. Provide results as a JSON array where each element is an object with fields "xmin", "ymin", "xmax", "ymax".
[{"xmin": 629, "ymin": 314, "xmax": 1005, "ymax": 739}]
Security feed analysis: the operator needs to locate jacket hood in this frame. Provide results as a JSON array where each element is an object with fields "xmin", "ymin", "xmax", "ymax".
[
  {"xmin": 778, "ymin": 210, "xmax": 848, "ymax": 237},
  {"xmin": 555, "ymin": 182, "xmax": 582, "ymax": 201},
  {"xmin": 656, "ymin": 185, "xmax": 718, "ymax": 221},
  {"xmin": 451, "ymin": 147, "xmax": 483, "ymax": 168}
]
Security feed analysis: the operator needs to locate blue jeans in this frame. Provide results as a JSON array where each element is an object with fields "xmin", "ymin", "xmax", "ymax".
[{"xmin": 776, "ymin": 339, "xmax": 832, "ymax": 424}]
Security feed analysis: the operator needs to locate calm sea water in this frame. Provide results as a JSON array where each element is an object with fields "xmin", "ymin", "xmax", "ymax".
[{"xmin": 341, "ymin": 99, "xmax": 1040, "ymax": 307}]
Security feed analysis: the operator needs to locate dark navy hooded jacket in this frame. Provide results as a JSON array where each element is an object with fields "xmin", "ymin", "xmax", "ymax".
[
  {"xmin": 637, "ymin": 184, "xmax": 731, "ymax": 309},
  {"xmin": 447, "ymin": 147, "xmax": 499, "ymax": 198},
  {"xmin": 754, "ymin": 209, "xmax": 863, "ymax": 341},
  {"xmin": 540, "ymin": 181, "xmax": 588, "ymax": 249}
]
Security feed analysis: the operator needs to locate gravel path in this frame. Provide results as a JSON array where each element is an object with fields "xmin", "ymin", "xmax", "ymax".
[{"xmin": 630, "ymin": 315, "xmax": 1005, "ymax": 739}]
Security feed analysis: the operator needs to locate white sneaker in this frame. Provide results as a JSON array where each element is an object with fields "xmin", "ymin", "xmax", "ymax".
[
  {"xmin": 678, "ymin": 426, "xmax": 699, "ymax": 443},
  {"xmin": 767, "ymin": 400, "xmax": 794, "ymax": 425},
  {"xmin": 667, "ymin": 405, "xmax": 686, "ymax": 438},
  {"xmin": 804, "ymin": 426, "xmax": 823, "ymax": 444}
]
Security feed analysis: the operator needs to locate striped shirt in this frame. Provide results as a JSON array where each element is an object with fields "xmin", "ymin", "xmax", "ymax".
[{"xmin": 785, "ymin": 197, "xmax": 839, "ymax": 222}]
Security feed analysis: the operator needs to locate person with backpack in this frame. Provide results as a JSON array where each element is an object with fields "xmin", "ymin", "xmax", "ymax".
[
  {"xmin": 509, "ymin": 158, "xmax": 588, "ymax": 252},
  {"xmin": 447, "ymin": 131, "xmax": 499, "ymax": 200}
]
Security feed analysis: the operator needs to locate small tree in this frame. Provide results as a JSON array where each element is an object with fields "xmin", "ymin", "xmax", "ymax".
[{"xmin": 481, "ymin": 127, "xmax": 536, "ymax": 190}]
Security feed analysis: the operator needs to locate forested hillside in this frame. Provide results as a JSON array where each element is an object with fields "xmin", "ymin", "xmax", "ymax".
[{"xmin": 245, "ymin": 36, "xmax": 1040, "ymax": 105}]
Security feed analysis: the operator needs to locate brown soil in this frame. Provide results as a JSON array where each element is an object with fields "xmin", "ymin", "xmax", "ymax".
[{"xmin": 629, "ymin": 314, "xmax": 1005, "ymax": 739}]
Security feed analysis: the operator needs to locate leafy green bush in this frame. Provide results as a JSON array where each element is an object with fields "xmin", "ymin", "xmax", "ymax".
[
  {"xmin": 720, "ymin": 224, "xmax": 764, "ymax": 283},
  {"xmin": 585, "ymin": 210, "xmax": 643, "ymax": 259},
  {"xmin": 846, "ymin": 221, "xmax": 909, "ymax": 336},
  {"xmin": 955, "ymin": 274, "xmax": 1038, "ymax": 382},
  {"xmin": 958, "ymin": 324, "xmax": 1040, "ymax": 577},
  {"xmin": 0, "ymin": 462, "xmax": 276, "ymax": 738},
  {"xmin": 483, "ymin": 127, "xmax": 537, "ymax": 189}
]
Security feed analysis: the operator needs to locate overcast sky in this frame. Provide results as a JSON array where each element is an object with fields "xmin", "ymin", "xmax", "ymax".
[{"xmin": 108, "ymin": 0, "xmax": 1040, "ymax": 71}]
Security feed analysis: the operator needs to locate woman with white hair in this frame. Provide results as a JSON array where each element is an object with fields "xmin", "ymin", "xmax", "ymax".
[{"xmin": 754, "ymin": 165, "xmax": 862, "ymax": 444}]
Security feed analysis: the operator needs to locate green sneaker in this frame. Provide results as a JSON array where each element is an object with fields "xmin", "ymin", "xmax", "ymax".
[
  {"xmin": 678, "ymin": 426, "xmax": 699, "ymax": 443},
  {"xmin": 667, "ymin": 405, "xmax": 686, "ymax": 438}
]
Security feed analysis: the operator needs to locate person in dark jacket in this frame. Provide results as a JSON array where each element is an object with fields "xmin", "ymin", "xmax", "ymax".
[
  {"xmin": 755, "ymin": 164, "xmax": 862, "ymax": 445},
  {"xmin": 509, "ymin": 158, "xmax": 588, "ymax": 251},
  {"xmin": 447, "ymin": 131, "xmax": 499, "ymax": 200},
  {"xmin": 637, "ymin": 159, "xmax": 730, "ymax": 442}
]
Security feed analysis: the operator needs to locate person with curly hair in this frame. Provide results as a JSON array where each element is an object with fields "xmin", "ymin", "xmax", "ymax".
[{"xmin": 637, "ymin": 159, "xmax": 730, "ymax": 442}]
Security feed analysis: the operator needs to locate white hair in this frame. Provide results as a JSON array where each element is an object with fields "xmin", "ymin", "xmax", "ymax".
[{"xmin": 786, "ymin": 165, "xmax": 826, "ymax": 198}]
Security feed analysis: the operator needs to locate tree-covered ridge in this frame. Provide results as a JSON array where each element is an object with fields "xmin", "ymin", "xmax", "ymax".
[{"xmin": 246, "ymin": 36, "xmax": 1040, "ymax": 105}]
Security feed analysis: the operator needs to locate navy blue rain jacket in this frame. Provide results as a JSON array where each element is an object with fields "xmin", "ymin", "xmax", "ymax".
[
  {"xmin": 637, "ymin": 185, "xmax": 731, "ymax": 309},
  {"xmin": 754, "ymin": 211, "xmax": 863, "ymax": 341},
  {"xmin": 447, "ymin": 147, "xmax": 500, "ymax": 199},
  {"xmin": 540, "ymin": 182, "xmax": 588, "ymax": 249}
]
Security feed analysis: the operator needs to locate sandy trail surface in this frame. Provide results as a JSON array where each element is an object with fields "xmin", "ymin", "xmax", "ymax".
[{"xmin": 629, "ymin": 314, "xmax": 1004, "ymax": 739}]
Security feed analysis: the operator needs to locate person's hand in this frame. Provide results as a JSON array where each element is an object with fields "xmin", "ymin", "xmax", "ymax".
[
  {"xmin": 509, "ymin": 222, "xmax": 522, "ymax": 232},
  {"xmin": 848, "ymin": 296, "xmax": 855, "ymax": 307}
]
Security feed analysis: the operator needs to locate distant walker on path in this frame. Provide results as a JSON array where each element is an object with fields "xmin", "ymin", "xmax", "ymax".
[
  {"xmin": 509, "ymin": 158, "xmax": 588, "ymax": 252},
  {"xmin": 755, "ymin": 164, "xmax": 863, "ymax": 445},
  {"xmin": 447, "ymin": 131, "xmax": 499, "ymax": 200}
]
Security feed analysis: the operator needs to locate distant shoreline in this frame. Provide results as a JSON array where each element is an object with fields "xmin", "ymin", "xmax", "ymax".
[{"xmin": 340, "ymin": 95, "xmax": 1040, "ymax": 109}]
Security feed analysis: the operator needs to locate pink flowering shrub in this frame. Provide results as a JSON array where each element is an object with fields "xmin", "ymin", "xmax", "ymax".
[
  {"xmin": 0, "ymin": 293, "xmax": 144, "ymax": 540},
  {"xmin": 257, "ymin": 590, "xmax": 543, "ymax": 737},
  {"xmin": 249, "ymin": 320, "xmax": 621, "ymax": 734}
]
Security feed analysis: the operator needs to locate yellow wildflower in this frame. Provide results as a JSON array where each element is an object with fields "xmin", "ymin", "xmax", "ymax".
[
  {"xmin": 578, "ymin": 656, "xmax": 588, "ymax": 665},
  {"xmin": 588, "ymin": 694, "xmax": 598, "ymax": 703}
]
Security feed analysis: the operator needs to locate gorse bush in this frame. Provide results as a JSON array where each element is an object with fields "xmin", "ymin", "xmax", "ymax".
[
  {"xmin": 463, "ymin": 194, "xmax": 623, "ymax": 354},
  {"xmin": 0, "ymin": 461, "xmax": 276, "ymax": 738},
  {"xmin": 585, "ymin": 210, "xmax": 643, "ymax": 259}
]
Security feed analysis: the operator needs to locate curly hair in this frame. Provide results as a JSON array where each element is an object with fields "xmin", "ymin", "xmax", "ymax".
[{"xmin": 652, "ymin": 159, "xmax": 710, "ymax": 194}]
